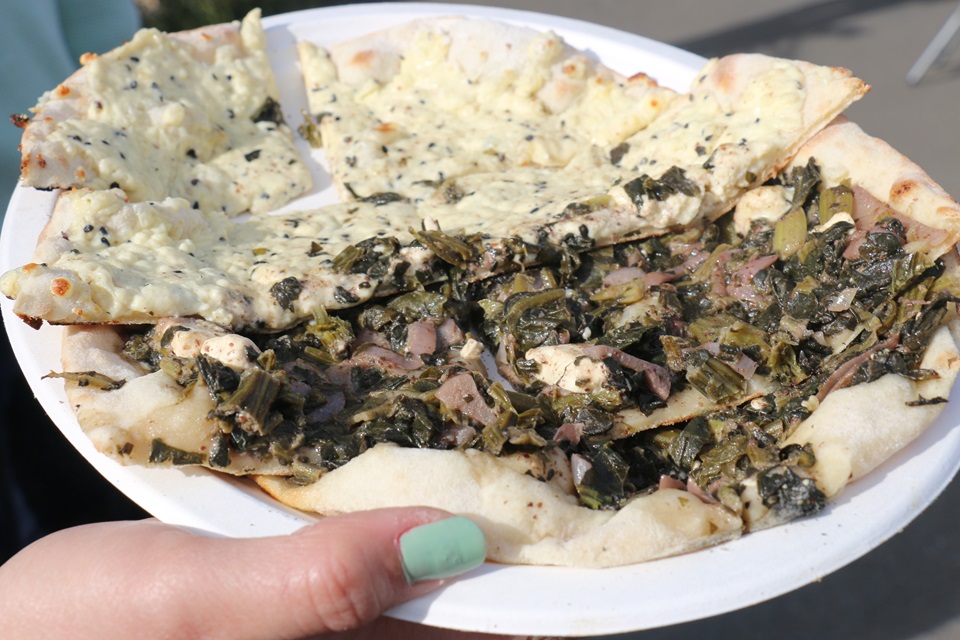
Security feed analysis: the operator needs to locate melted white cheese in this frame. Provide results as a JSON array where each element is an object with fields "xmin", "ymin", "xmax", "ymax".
[
  {"xmin": 200, "ymin": 334, "xmax": 261, "ymax": 371},
  {"xmin": 21, "ymin": 10, "xmax": 310, "ymax": 215},
  {"xmin": 526, "ymin": 344, "xmax": 613, "ymax": 394},
  {"xmin": 733, "ymin": 185, "xmax": 794, "ymax": 235},
  {"xmin": 1, "ymin": 189, "xmax": 422, "ymax": 329},
  {"xmin": 299, "ymin": 21, "xmax": 673, "ymax": 203}
]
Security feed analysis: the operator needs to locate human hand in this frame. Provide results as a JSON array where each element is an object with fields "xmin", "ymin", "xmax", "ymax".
[{"xmin": 0, "ymin": 508, "xmax": 528, "ymax": 639}]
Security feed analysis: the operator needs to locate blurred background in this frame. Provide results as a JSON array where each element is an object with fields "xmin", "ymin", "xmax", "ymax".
[{"xmin": 3, "ymin": 1, "xmax": 960, "ymax": 639}]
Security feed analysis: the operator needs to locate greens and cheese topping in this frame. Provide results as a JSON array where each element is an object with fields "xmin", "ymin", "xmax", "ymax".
[
  {"xmin": 2, "ymin": 46, "xmax": 870, "ymax": 334},
  {"xmin": 95, "ymin": 161, "xmax": 959, "ymax": 527}
]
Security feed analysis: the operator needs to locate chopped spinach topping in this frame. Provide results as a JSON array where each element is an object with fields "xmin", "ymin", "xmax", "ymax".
[
  {"xmin": 252, "ymin": 96, "xmax": 285, "ymax": 126},
  {"xmin": 269, "ymin": 276, "xmax": 302, "ymax": 310},
  {"xmin": 623, "ymin": 166, "xmax": 699, "ymax": 206},
  {"xmin": 149, "ymin": 439, "xmax": 204, "ymax": 466},
  {"xmin": 103, "ymin": 159, "xmax": 958, "ymax": 525},
  {"xmin": 44, "ymin": 370, "xmax": 126, "ymax": 390}
]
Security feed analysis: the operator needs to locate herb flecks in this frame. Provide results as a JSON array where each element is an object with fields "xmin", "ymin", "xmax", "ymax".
[
  {"xmin": 269, "ymin": 277, "xmax": 302, "ymax": 310},
  {"xmin": 44, "ymin": 370, "xmax": 126, "ymax": 390},
  {"xmin": 623, "ymin": 166, "xmax": 699, "ymax": 206}
]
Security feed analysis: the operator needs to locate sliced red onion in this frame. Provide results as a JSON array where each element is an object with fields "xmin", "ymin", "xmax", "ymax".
[
  {"xmin": 658, "ymin": 475, "xmax": 686, "ymax": 491},
  {"xmin": 436, "ymin": 317, "xmax": 465, "ymax": 349},
  {"xmin": 307, "ymin": 390, "xmax": 346, "ymax": 423},
  {"xmin": 439, "ymin": 423, "xmax": 478, "ymax": 448},
  {"xmin": 354, "ymin": 328, "xmax": 390, "ymax": 349},
  {"xmin": 435, "ymin": 372, "xmax": 499, "ymax": 427},
  {"xmin": 406, "ymin": 321, "xmax": 437, "ymax": 357},
  {"xmin": 582, "ymin": 344, "xmax": 672, "ymax": 400},
  {"xmin": 602, "ymin": 266, "xmax": 647, "ymax": 287},
  {"xmin": 553, "ymin": 422, "xmax": 585, "ymax": 445},
  {"xmin": 644, "ymin": 271, "xmax": 676, "ymax": 287},
  {"xmin": 686, "ymin": 479, "xmax": 720, "ymax": 505},
  {"xmin": 730, "ymin": 353, "xmax": 758, "ymax": 380},
  {"xmin": 362, "ymin": 345, "xmax": 424, "ymax": 370},
  {"xmin": 817, "ymin": 333, "xmax": 900, "ymax": 401}
]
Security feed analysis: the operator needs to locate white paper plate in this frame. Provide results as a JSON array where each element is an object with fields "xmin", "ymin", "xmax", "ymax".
[{"xmin": 3, "ymin": 4, "xmax": 960, "ymax": 637}]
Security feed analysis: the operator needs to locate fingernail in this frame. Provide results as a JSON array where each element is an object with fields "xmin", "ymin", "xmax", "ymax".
[{"xmin": 399, "ymin": 516, "xmax": 486, "ymax": 583}]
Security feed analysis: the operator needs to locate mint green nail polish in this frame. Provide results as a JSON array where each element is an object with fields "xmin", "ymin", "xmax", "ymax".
[{"xmin": 399, "ymin": 516, "xmax": 486, "ymax": 583}]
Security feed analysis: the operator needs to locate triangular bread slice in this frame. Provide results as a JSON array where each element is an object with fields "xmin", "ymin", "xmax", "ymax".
[
  {"xmin": 788, "ymin": 117, "xmax": 960, "ymax": 260},
  {"xmin": 14, "ymin": 10, "xmax": 311, "ymax": 216},
  {"xmin": 414, "ymin": 53, "xmax": 870, "ymax": 250},
  {"xmin": 298, "ymin": 16, "xmax": 676, "ymax": 203}
]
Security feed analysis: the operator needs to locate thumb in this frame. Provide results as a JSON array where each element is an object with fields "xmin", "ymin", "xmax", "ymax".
[
  {"xmin": 184, "ymin": 508, "xmax": 488, "ymax": 637},
  {"xmin": 0, "ymin": 508, "xmax": 487, "ymax": 640}
]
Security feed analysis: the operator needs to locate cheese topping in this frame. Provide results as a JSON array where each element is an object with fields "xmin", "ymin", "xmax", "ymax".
[
  {"xmin": 167, "ymin": 326, "xmax": 222, "ymax": 359},
  {"xmin": 200, "ymin": 334, "xmax": 261, "ymax": 371},
  {"xmin": 19, "ymin": 10, "xmax": 310, "ymax": 216},
  {"xmin": 526, "ymin": 344, "xmax": 613, "ymax": 394},
  {"xmin": 1, "ymin": 189, "xmax": 423, "ymax": 329},
  {"xmin": 732, "ymin": 185, "xmax": 794, "ymax": 235},
  {"xmin": 300, "ymin": 19, "xmax": 674, "ymax": 203}
]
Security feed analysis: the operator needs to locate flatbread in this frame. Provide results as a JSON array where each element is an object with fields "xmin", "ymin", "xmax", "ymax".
[
  {"xmin": 298, "ymin": 16, "xmax": 676, "ymax": 203},
  {"xmin": 249, "ymin": 120, "xmax": 960, "ymax": 565},
  {"xmin": 52, "ymin": 189, "xmax": 960, "ymax": 570},
  {"xmin": 0, "ymin": 188, "xmax": 423, "ymax": 329},
  {"xmin": 255, "ymin": 445, "xmax": 743, "ymax": 568},
  {"xmin": 788, "ymin": 117, "xmax": 960, "ymax": 260},
  {"xmin": 419, "ymin": 53, "xmax": 869, "ymax": 242},
  {"xmin": 59, "ymin": 322, "xmax": 289, "ymax": 475},
  {"xmin": 254, "ymin": 313, "xmax": 959, "ymax": 567},
  {"xmin": 14, "ymin": 10, "xmax": 311, "ymax": 216},
  {"xmin": 739, "ymin": 318, "xmax": 960, "ymax": 532},
  {"xmin": 1, "ymin": 50, "xmax": 868, "ymax": 332},
  {"xmin": 782, "ymin": 320, "xmax": 960, "ymax": 498},
  {"xmin": 8, "ymin": 13, "xmax": 960, "ymax": 571}
]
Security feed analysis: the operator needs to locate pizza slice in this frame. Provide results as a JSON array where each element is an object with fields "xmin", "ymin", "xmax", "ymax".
[
  {"xmin": 13, "ymin": 10, "xmax": 311, "ymax": 216},
  {"xmin": 297, "ymin": 16, "xmax": 676, "ymax": 203},
  {"xmin": 0, "ymin": 188, "xmax": 427, "ymax": 329},
  {"xmin": 414, "ymin": 52, "xmax": 871, "ymax": 245}
]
